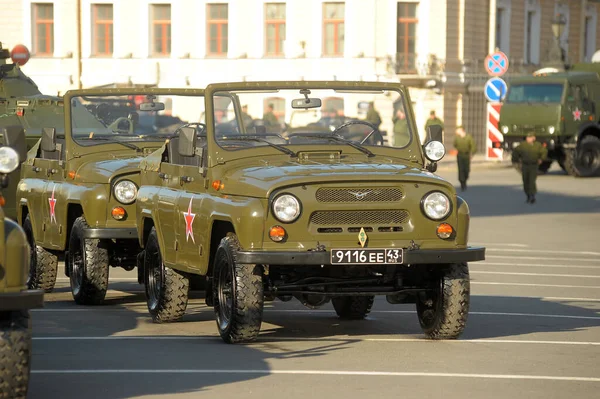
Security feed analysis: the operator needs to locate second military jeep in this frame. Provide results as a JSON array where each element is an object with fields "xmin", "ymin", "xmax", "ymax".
[
  {"xmin": 136, "ymin": 81, "xmax": 485, "ymax": 343},
  {"xmin": 17, "ymin": 88, "xmax": 206, "ymax": 303}
]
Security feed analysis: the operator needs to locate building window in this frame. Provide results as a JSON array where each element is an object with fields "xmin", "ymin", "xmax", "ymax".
[
  {"xmin": 584, "ymin": 6, "xmax": 597, "ymax": 62},
  {"xmin": 264, "ymin": 97, "xmax": 285, "ymax": 123},
  {"xmin": 396, "ymin": 2, "xmax": 418, "ymax": 73},
  {"xmin": 150, "ymin": 4, "xmax": 171, "ymax": 56},
  {"xmin": 92, "ymin": 4, "xmax": 113, "ymax": 56},
  {"xmin": 525, "ymin": 11, "xmax": 534, "ymax": 63},
  {"xmin": 495, "ymin": 7, "xmax": 504, "ymax": 51},
  {"xmin": 32, "ymin": 3, "xmax": 54, "ymax": 55},
  {"xmin": 265, "ymin": 3, "xmax": 286, "ymax": 56},
  {"xmin": 323, "ymin": 2, "xmax": 344, "ymax": 56},
  {"xmin": 207, "ymin": 4, "xmax": 228, "ymax": 56}
]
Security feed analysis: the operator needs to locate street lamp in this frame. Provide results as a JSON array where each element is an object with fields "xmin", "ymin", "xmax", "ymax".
[
  {"xmin": 544, "ymin": 13, "xmax": 567, "ymax": 69},
  {"xmin": 551, "ymin": 14, "xmax": 567, "ymax": 41}
]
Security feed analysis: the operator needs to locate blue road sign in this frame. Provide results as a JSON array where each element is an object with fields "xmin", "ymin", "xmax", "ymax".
[
  {"xmin": 485, "ymin": 51, "xmax": 509, "ymax": 76},
  {"xmin": 484, "ymin": 77, "xmax": 507, "ymax": 102}
]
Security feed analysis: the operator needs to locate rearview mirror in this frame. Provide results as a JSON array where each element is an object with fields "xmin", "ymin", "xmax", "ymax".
[
  {"xmin": 41, "ymin": 127, "xmax": 57, "ymax": 152},
  {"xmin": 291, "ymin": 98, "xmax": 322, "ymax": 109},
  {"xmin": 178, "ymin": 127, "xmax": 197, "ymax": 157},
  {"xmin": 139, "ymin": 102, "xmax": 165, "ymax": 112}
]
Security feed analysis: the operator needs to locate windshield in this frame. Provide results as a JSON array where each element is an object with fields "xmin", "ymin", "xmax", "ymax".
[
  {"xmin": 506, "ymin": 83, "xmax": 564, "ymax": 103},
  {"xmin": 70, "ymin": 94, "xmax": 205, "ymax": 145},
  {"xmin": 212, "ymin": 88, "xmax": 412, "ymax": 151}
]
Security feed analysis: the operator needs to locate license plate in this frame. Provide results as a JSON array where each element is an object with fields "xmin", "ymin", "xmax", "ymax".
[{"xmin": 330, "ymin": 249, "xmax": 403, "ymax": 265}]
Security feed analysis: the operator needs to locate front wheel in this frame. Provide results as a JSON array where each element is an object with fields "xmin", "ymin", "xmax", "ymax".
[
  {"xmin": 144, "ymin": 227, "xmax": 189, "ymax": 323},
  {"xmin": 213, "ymin": 234, "xmax": 264, "ymax": 344},
  {"xmin": 416, "ymin": 263, "xmax": 470, "ymax": 339},
  {"xmin": 23, "ymin": 215, "xmax": 58, "ymax": 293},
  {"xmin": 68, "ymin": 216, "xmax": 109, "ymax": 305},
  {"xmin": 0, "ymin": 311, "xmax": 32, "ymax": 399},
  {"xmin": 575, "ymin": 136, "xmax": 600, "ymax": 177}
]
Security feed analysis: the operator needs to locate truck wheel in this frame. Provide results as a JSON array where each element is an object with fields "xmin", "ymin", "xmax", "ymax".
[
  {"xmin": 575, "ymin": 136, "xmax": 600, "ymax": 177},
  {"xmin": 332, "ymin": 296, "xmax": 374, "ymax": 320},
  {"xmin": 416, "ymin": 263, "xmax": 470, "ymax": 339},
  {"xmin": 23, "ymin": 215, "xmax": 58, "ymax": 293},
  {"xmin": 144, "ymin": 228, "xmax": 189, "ymax": 323},
  {"xmin": 563, "ymin": 149, "xmax": 579, "ymax": 176},
  {"xmin": 538, "ymin": 160, "xmax": 552, "ymax": 174},
  {"xmin": 213, "ymin": 234, "xmax": 264, "ymax": 344},
  {"xmin": 68, "ymin": 216, "xmax": 109, "ymax": 305},
  {"xmin": 0, "ymin": 311, "xmax": 32, "ymax": 399}
]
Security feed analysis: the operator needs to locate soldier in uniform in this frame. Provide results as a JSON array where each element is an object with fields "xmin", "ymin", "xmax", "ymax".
[
  {"xmin": 263, "ymin": 103, "xmax": 279, "ymax": 126},
  {"xmin": 425, "ymin": 110, "xmax": 444, "ymax": 131},
  {"xmin": 392, "ymin": 109, "xmax": 410, "ymax": 147},
  {"xmin": 453, "ymin": 126, "xmax": 475, "ymax": 191},
  {"xmin": 511, "ymin": 132, "xmax": 548, "ymax": 204},
  {"xmin": 241, "ymin": 105, "xmax": 253, "ymax": 130},
  {"xmin": 365, "ymin": 102, "xmax": 382, "ymax": 129}
]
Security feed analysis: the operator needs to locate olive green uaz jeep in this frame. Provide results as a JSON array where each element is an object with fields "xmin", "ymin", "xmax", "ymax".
[
  {"xmin": 136, "ymin": 81, "xmax": 485, "ymax": 343},
  {"xmin": 0, "ymin": 145, "xmax": 44, "ymax": 398},
  {"xmin": 16, "ymin": 88, "xmax": 205, "ymax": 303}
]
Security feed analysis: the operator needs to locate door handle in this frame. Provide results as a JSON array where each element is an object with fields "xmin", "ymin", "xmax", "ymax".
[
  {"xmin": 32, "ymin": 166, "xmax": 41, "ymax": 172},
  {"xmin": 180, "ymin": 176, "xmax": 194, "ymax": 184},
  {"xmin": 158, "ymin": 172, "xmax": 169, "ymax": 180}
]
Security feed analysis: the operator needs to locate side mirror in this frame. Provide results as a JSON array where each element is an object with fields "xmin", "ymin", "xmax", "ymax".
[
  {"xmin": 178, "ymin": 127, "xmax": 197, "ymax": 157},
  {"xmin": 425, "ymin": 124, "xmax": 444, "ymax": 144},
  {"xmin": 41, "ymin": 127, "xmax": 57, "ymax": 152},
  {"xmin": 1, "ymin": 126, "xmax": 27, "ymax": 162}
]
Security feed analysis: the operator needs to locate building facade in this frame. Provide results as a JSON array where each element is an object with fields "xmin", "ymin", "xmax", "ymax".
[{"xmin": 2, "ymin": 0, "xmax": 600, "ymax": 147}]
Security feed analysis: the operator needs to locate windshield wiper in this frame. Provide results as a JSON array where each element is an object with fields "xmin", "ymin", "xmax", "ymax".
[
  {"xmin": 224, "ymin": 135, "xmax": 297, "ymax": 157},
  {"xmin": 84, "ymin": 137, "xmax": 142, "ymax": 152},
  {"xmin": 302, "ymin": 134, "xmax": 375, "ymax": 157}
]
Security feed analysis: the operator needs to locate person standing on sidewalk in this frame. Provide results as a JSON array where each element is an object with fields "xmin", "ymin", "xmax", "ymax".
[
  {"xmin": 453, "ymin": 126, "xmax": 475, "ymax": 191},
  {"xmin": 511, "ymin": 132, "xmax": 548, "ymax": 204}
]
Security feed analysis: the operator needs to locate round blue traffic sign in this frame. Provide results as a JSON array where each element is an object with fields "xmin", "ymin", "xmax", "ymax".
[
  {"xmin": 484, "ymin": 77, "xmax": 507, "ymax": 102},
  {"xmin": 485, "ymin": 51, "xmax": 509, "ymax": 76}
]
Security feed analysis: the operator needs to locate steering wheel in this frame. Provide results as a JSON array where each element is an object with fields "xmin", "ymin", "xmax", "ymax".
[
  {"xmin": 108, "ymin": 117, "xmax": 134, "ymax": 134},
  {"xmin": 330, "ymin": 120, "xmax": 382, "ymax": 145},
  {"xmin": 174, "ymin": 122, "xmax": 207, "ymax": 137}
]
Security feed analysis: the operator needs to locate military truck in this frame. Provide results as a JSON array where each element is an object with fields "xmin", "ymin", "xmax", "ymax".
[
  {"xmin": 0, "ymin": 142, "xmax": 44, "ymax": 398},
  {"xmin": 499, "ymin": 64, "xmax": 600, "ymax": 177},
  {"xmin": 0, "ymin": 42, "xmax": 66, "ymax": 220},
  {"xmin": 135, "ymin": 81, "xmax": 485, "ymax": 344},
  {"xmin": 16, "ymin": 88, "xmax": 205, "ymax": 300}
]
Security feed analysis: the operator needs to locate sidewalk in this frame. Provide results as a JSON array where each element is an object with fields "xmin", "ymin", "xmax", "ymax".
[{"xmin": 436, "ymin": 153, "xmax": 512, "ymax": 171}]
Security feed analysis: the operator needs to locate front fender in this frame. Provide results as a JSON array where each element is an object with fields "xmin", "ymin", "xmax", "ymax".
[{"xmin": 209, "ymin": 196, "xmax": 267, "ymax": 250}]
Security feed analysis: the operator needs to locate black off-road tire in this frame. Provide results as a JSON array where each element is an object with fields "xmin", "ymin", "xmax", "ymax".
[
  {"xmin": 213, "ymin": 234, "xmax": 264, "ymax": 344},
  {"xmin": 68, "ymin": 216, "xmax": 109, "ymax": 305},
  {"xmin": 416, "ymin": 263, "xmax": 470, "ymax": 340},
  {"xmin": 332, "ymin": 296, "xmax": 375, "ymax": 320},
  {"xmin": 538, "ymin": 160, "xmax": 552, "ymax": 174},
  {"xmin": 23, "ymin": 215, "xmax": 58, "ymax": 293},
  {"xmin": 575, "ymin": 136, "xmax": 600, "ymax": 177},
  {"xmin": 144, "ymin": 228, "xmax": 189, "ymax": 323},
  {"xmin": 0, "ymin": 311, "xmax": 32, "ymax": 399},
  {"xmin": 564, "ymin": 148, "xmax": 579, "ymax": 176}
]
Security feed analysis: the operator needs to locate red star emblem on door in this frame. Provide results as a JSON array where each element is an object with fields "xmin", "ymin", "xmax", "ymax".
[
  {"xmin": 573, "ymin": 108, "xmax": 582, "ymax": 121},
  {"xmin": 183, "ymin": 197, "xmax": 196, "ymax": 243},
  {"xmin": 48, "ymin": 185, "xmax": 57, "ymax": 223}
]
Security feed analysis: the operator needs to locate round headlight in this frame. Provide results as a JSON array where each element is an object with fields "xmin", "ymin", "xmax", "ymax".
[
  {"xmin": 548, "ymin": 126, "xmax": 555, "ymax": 134},
  {"xmin": 113, "ymin": 180, "xmax": 137, "ymax": 204},
  {"xmin": 501, "ymin": 125, "xmax": 509, "ymax": 134},
  {"xmin": 272, "ymin": 194, "xmax": 301, "ymax": 223},
  {"xmin": 0, "ymin": 147, "xmax": 20, "ymax": 174},
  {"xmin": 424, "ymin": 141, "xmax": 446, "ymax": 162},
  {"xmin": 422, "ymin": 191, "xmax": 451, "ymax": 220}
]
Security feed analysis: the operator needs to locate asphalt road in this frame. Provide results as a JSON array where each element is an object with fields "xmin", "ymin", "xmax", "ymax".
[{"xmin": 28, "ymin": 163, "xmax": 600, "ymax": 399}]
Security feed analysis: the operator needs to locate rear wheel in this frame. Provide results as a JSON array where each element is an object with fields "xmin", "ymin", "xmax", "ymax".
[
  {"xmin": 538, "ymin": 160, "xmax": 552, "ymax": 174},
  {"xmin": 564, "ymin": 148, "xmax": 579, "ymax": 176},
  {"xmin": 575, "ymin": 136, "xmax": 600, "ymax": 177},
  {"xmin": 68, "ymin": 216, "xmax": 109, "ymax": 305},
  {"xmin": 23, "ymin": 215, "xmax": 58, "ymax": 293},
  {"xmin": 416, "ymin": 263, "xmax": 470, "ymax": 339},
  {"xmin": 332, "ymin": 296, "xmax": 374, "ymax": 320},
  {"xmin": 144, "ymin": 228, "xmax": 189, "ymax": 323},
  {"xmin": 0, "ymin": 311, "xmax": 32, "ymax": 399},
  {"xmin": 213, "ymin": 234, "xmax": 264, "ymax": 344}
]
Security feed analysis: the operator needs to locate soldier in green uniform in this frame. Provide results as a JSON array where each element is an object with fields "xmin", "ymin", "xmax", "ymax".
[
  {"xmin": 263, "ymin": 103, "xmax": 279, "ymax": 126},
  {"xmin": 511, "ymin": 132, "xmax": 548, "ymax": 204},
  {"xmin": 392, "ymin": 109, "xmax": 410, "ymax": 147},
  {"xmin": 365, "ymin": 102, "xmax": 382, "ymax": 129},
  {"xmin": 425, "ymin": 110, "xmax": 444, "ymax": 132},
  {"xmin": 453, "ymin": 126, "xmax": 476, "ymax": 191},
  {"xmin": 241, "ymin": 105, "xmax": 253, "ymax": 130}
]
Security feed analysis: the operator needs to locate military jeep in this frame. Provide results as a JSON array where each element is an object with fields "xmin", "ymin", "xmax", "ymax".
[
  {"xmin": 0, "ymin": 145, "xmax": 44, "ymax": 397},
  {"xmin": 136, "ymin": 81, "xmax": 485, "ymax": 344},
  {"xmin": 16, "ymin": 88, "xmax": 206, "ymax": 303}
]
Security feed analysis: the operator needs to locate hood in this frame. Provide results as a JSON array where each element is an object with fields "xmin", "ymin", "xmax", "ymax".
[
  {"xmin": 75, "ymin": 156, "xmax": 145, "ymax": 183},
  {"xmin": 499, "ymin": 103, "xmax": 561, "ymax": 128},
  {"xmin": 219, "ymin": 156, "xmax": 449, "ymax": 198}
]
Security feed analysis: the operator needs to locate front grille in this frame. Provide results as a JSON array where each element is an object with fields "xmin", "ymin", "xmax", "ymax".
[
  {"xmin": 316, "ymin": 188, "xmax": 403, "ymax": 203},
  {"xmin": 310, "ymin": 210, "xmax": 410, "ymax": 226}
]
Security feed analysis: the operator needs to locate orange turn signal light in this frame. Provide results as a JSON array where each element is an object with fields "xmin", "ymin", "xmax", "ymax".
[
  {"xmin": 68, "ymin": 171, "xmax": 76, "ymax": 179},
  {"xmin": 111, "ymin": 206, "xmax": 126, "ymax": 220},
  {"xmin": 590, "ymin": 115, "xmax": 595, "ymax": 121},
  {"xmin": 269, "ymin": 225, "xmax": 287, "ymax": 242},
  {"xmin": 212, "ymin": 180, "xmax": 224, "ymax": 191},
  {"xmin": 436, "ymin": 223, "xmax": 454, "ymax": 239},
  {"xmin": 0, "ymin": 195, "xmax": 5, "ymax": 207}
]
